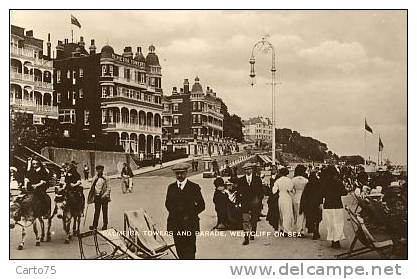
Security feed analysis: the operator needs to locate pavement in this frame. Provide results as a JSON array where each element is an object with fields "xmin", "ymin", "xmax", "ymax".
[{"xmin": 10, "ymin": 154, "xmax": 384, "ymax": 259}]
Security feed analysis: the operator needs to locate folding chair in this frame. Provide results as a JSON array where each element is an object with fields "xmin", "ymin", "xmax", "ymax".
[
  {"xmin": 97, "ymin": 228, "xmax": 164, "ymax": 259},
  {"xmin": 78, "ymin": 228, "xmax": 161, "ymax": 259},
  {"xmin": 124, "ymin": 209, "xmax": 178, "ymax": 259},
  {"xmin": 336, "ymin": 207, "xmax": 393, "ymax": 259},
  {"xmin": 78, "ymin": 230, "xmax": 108, "ymax": 259}
]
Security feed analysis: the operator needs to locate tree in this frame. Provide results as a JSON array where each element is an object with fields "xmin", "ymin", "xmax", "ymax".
[
  {"xmin": 10, "ymin": 112, "xmax": 61, "ymax": 153},
  {"xmin": 220, "ymin": 100, "xmax": 244, "ymax": 142},
  {"xmin": 275, "ymin": 127, "xmax": 335, "ymax": 162}
]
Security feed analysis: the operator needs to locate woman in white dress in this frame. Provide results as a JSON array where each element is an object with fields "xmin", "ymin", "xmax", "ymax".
[
  {"xmin": 292, "ymin": 165, "xmax": 309, "ymax": 236},
  {"xmin": 272, "ymin": 167, "xmax": 294, "ymax": 234},
  {"xmin": 321, "ymin": 165, "xmax": 348, "ymax": 248}
]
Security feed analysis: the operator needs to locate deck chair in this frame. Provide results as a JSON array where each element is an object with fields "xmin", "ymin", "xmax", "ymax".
[
  {"xmin": 78, "ymin": 228, "xmax": 161, "ymax": 259},
  {"xmin": 98, "ymin": 228, "xmax": 166, "ymax": 259},
  {"xmin": 78, "ymin": 230, "xmax": 108, "ymax": 259},
  {"xmin": 336, "ymin": 207, "xmax": 393, "ymax": 259},
  {"xmin": 124, "ymin": 209, "xmax": 178, "ymax": 259}
]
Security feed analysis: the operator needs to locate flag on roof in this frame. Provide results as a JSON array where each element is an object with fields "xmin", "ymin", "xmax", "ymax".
[{"xmin": 71, "ymin": 15, "xmax": 81, "ymax": 28}]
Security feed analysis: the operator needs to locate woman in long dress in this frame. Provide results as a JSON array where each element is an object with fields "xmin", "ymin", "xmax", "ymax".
[
  {"xmin": 292, "ymin": 165, "xmax": 309, "ymax": 236},
  {"xmin": 300, "ymin": 171, "xmax": 322, "ymax": 239},
  {"xmin": 267, "ymin": 165, "xmax": 280, "ymax": 230},
  {"xmin": 272, "ymin": 167, "xmax": 294, "ymax": 234},
  {"xmin": 321, "ymin": 165, "xmax": 347, "ymax": 248}
]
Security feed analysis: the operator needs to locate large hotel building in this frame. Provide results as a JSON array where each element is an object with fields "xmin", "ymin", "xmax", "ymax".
[
  {"xmin": 53, "ymin": 37, "xmax": 163, "ymax": 156},
  {"xmin": 162, "ymin": 77, "xmax": 236, "ymax": 156},
  {"xmin": 243, "ymin": 117, "xmax": 273, "ymax": 143},
  {"xmin": 10, "ymin": 24, "xmax": 236, "ymax": 158},
  {"xmin": 10, "ymin": 25, "xmax": 57, "ymax": 124}
]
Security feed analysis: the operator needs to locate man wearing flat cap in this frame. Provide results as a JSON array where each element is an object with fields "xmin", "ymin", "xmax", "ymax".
[
  {"xmin": 165, "ymin": 163, "xmax": 205, "ymax": 259},
  {"xmin": 237, "ymin": 162, "xmax": 264, "ymax": 245},
  {"xmin": 88, "ymin": 165, "xmax": 111, "ymax": 230}
]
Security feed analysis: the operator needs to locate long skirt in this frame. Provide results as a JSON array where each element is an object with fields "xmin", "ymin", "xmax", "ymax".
[
  {"xmin": 279, "ymin": 196, "xmax": 294, "ymax": 233},
  {"xmin": 293, "ymin": 201, "xmax": 306, "ymax": 234},
  {"xmin": 322, "ymin": 208, "xmax": 346, "ymax": 241}
]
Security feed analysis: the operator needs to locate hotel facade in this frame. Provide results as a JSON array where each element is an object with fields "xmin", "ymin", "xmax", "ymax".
[
  {"xmin": 53, "ymin": 37, "xmax": 163, "ymax": 156},
  {"xmin": 243, "ymin": 117, "xmax": 273, "ymax": 143},
  {"xmin": 162, "ymin": 77, "xmax": 236, "ymax": 156},
  {"xmin": 10, "ymin": 25, "xmax": 57, "ymax": 124}
]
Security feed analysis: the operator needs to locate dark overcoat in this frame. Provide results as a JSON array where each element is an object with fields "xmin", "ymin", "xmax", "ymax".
[
  {"xmin": 165, "ymin": 180, "xmax": 205, "ymax": 232},
  {"xmin": 236, "ymin": 175, "xmax": 264, "ymax": 213}
]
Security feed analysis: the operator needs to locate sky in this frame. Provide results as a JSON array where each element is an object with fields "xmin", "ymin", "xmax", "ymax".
[{"xmin": 10, "ymin": 10, "xmax": 407, "ymax": 164}]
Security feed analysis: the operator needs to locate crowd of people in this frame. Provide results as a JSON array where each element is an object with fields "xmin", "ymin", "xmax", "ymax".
[
  {"xmin": 10, "ymin": 154, "xmax": 406, "ymax": 258},
  {"xmin": 212, "ymin": 161, "xmax": 407, "ymax": 250}
]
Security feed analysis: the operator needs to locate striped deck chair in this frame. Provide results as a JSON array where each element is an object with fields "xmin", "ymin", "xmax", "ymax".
[{"xmin": 124, "ymin": 209, "xmax": 178, "ymax": 259}]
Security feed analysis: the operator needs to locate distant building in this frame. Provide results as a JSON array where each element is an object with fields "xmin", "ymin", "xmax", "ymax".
[
  {"xmin": 53, "ymin": 37, "xmax": 163, "ymax": 155},
  {"xmin": 10, "ymin": 25, "xmax": 57, "ymax": 124},
  {"xmin": 243, "ymin": 117, "xmax": 272, "ymax": 143},
  {"xmin": 162, "ymin": 77, "xmax": 236, "ymax": 156}
]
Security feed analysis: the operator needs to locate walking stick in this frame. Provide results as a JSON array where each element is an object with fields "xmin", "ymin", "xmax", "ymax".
[{"xmin": 83, "ymin": 203, "xmax": 89, "ymax": 227}]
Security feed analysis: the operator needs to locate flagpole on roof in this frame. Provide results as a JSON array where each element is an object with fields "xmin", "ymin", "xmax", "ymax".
[{"xmin": 70, "ymin": 14, "xmax": 73, "ymax": 43}]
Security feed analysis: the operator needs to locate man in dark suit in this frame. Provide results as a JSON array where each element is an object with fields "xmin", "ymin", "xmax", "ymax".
[
  {"xmin": 165, "ymin": 163, "xmax": 205, "ymax": 259},
  {"xmin": 237, "ymin": 162, "xmax": 264, "ymax": 245}
]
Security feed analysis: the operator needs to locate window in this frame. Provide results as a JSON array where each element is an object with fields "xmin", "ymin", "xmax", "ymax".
[
  {"xmin": 174, "ymin": 128, "xmax": 179, "ymax": 134},
  {"xmin": 84, "ymin": 110, "xmax": 90, "ymax": 125},
  {"xmin": 79, "ymin": 68, "xmax": 84, "ymax": 77},
  {"xmin": 72, "ymin": 70, "xmax": 76, "ymax": 85},
  {"xmin": 173, "ymin": 104, "xmax": 179, "ymax": 112},
  {"xmin": 57, "ymin": 92, "xmax": 61, "ymax": 103},
  {"xmin": 33, "ymin": 115, "xmax": 42, "ymax": 125},
  {"xmin": 193, "ymin": 102, "xmax": 197, "ymax": 111},
  {"xmin": 173, "ymin": 116, "xmax": 179, "ymax": 125},
  {"xmin": 102, "ymin": 86, "xmax": 107, "ymax": 98},
  {"xmin": 109, "ymin": 86, "xmax": 113, "ymax": 97},
  {"xmin": 197, "ymin": 114, "xmax": 201, "ymax": 123},
  {"xmin": 72, "ymin": 91, "xmax": 76, "ymax": 105},
  {"xmin": 67, "ymin": 70, "xmax": 71, "ymax": 79},
  {"xmin": 102, "ymin": 65, "xmax": 106, "ymax": 76},
  {"xmin": 102, "ymin": 109, "xmax": 107, "ymax": 124},
  {"xmin": 124, "ymin": 68, "xmax": 130, "ymax": 81},
  {"xmin": 56, "ymin": 70, "xmax": 61, "ymax": 83},
  {"xmin": 109, "ymin": 65, "xmax": 113, "ymax": 76},
  {"xmin": 59, "ymin": 109, "xmax": 76, "ymax": 124},
  {"xmin": 79, "ymin": 88, "xmax": 84, "ymax": 99},
  {"xmin": 193, "ymin": 115, "xmax": 197, "ymax": 124}
]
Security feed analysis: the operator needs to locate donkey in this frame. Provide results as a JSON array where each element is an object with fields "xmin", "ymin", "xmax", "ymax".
[
  {"xmin": 10, "ymin": 193, "xmax": 52, "ymax": 250},
  {"xmin": 53, "ymin": 186, "xmax": 84, "ymax": 243}
]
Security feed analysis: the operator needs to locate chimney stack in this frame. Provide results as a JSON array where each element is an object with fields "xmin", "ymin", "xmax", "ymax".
[
  {"xmin": 79, "ymin": 36, "xmax": 85, "ymax": 48},
  {"xmin": 89, "ymin": 39, "xmax": 96, "ymax": 55},
  {"xmin": 25, "ymin": 30, "xmax": 33, "ymax": 37},
  {"xmin": 172, "ymin": 87, "xmax": 178, "ymax": 94},
  {"xmin": 184, "ymin": 79, "xmax": 190, "ymax": 94},
  {"xmin": 56, "ymin": 40, "xmax": 64, "ymax": 59},
  {"xmin": 123, "ymin": 46, "xmax": 133, "ymax": 58},
  {"xmin": 46, "ymin": 33, "xmax": 51, "ymax": 59}
]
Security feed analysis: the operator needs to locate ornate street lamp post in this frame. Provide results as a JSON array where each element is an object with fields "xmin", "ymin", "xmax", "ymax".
[{"xmin": 249, "ymin": 36, "xmax": 277, "ymax": 165}]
